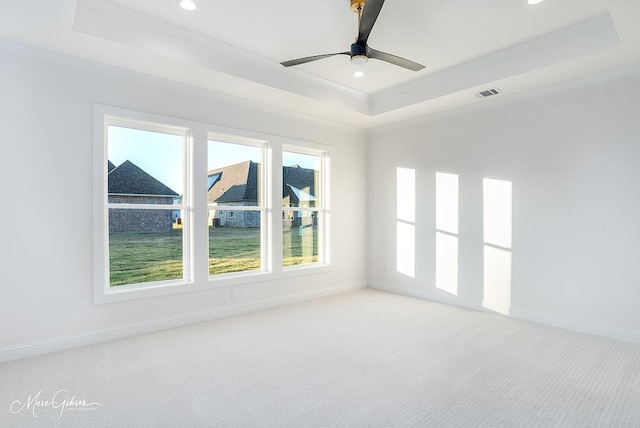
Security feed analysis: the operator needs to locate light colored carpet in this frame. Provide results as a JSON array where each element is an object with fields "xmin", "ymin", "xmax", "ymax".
[{"xmin": 2, "ymin": 289, "xmax": 640, "ymax": 427}]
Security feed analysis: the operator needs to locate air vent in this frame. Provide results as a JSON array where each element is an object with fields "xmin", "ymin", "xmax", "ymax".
[{"xmin": 476, "ymin": 88, "xmax": 501, "ymax": 98}]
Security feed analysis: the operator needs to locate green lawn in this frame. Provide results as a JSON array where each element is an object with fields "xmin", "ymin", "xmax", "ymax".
[
  {"xmin": 109, "ymin": 231, "xmax": 183, "ymax": 286},
  {"xmin": 209, "ymin": 227, "xmax": 261, "ymax": 275},
  {"xmin": 109, "ymin": 226, "xmax": 318, "ymax": 286}
]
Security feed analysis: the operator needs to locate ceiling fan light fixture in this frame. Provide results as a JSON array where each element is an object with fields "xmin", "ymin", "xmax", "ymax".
[
  {"xmin": 351, "ymin": 55, "xmax": 368, "ymax": 65},
  {"xmin": 179, "ymin": 0, "xmax": 197, "ymax": 11},
  {"xmin": 528, "ymin": 0, "xmax": 544, "ymax": 4}
]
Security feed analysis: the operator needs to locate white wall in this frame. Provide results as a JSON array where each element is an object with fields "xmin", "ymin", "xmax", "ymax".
[
  {"xmin": 0, "ymin": 41, "xmax": 367, "ymax": 361},
  {"xmin": 368, "ymin": 68, "xmax": 640, "ymax": 343},
  {"xmin": 4, "ymin": 36, "xmax": 640, "ymax": 361}
]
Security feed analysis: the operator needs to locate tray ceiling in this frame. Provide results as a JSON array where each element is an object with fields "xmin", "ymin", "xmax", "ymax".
[{"xmin": 1, "ymin": 0, "xmax": 639, "ymax": 130}]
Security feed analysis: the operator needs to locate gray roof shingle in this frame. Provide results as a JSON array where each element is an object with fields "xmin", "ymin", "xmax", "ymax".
[
  {"xmin": 207, "ymin": 161, "xmax": 316, "ymax": 204},
  {"xmin": 207, "ymin": 161, "xmax": 258, "ymax": 204},
  {"xmin": 108, "ymin": 160, "xmax": 179, "ymax": 197}
]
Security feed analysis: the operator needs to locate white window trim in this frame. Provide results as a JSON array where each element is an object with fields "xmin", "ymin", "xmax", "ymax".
[
  {"xmin": 93, "ymin": 105, "xmax": 198, "ymax": 304},
  {"xmin": 93, "ymin": 105, "xmax": 331, "ymax": 305},
  {"xmin": 282, "ymin": 145, "xmax": 331, "ymax": 269},
  {"xmin": 206, "ymin": 134, "xmax": 270, "ymax": 276}
]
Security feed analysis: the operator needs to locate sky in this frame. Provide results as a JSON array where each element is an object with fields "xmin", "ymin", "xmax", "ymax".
[{"xmin": 108, "ymin": 126, "xmax": 319, "ymax": 195}]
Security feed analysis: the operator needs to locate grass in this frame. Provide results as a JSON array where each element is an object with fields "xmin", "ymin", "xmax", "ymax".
[
  {"xmin": 209, "ymin": 227, "xmax": 261, "ymax": 275},
  {"xmin": 109, "ymin": 231, "xmax": 184, "ymax": 286},
  {"xmin": 109, "ymin": 226, "xmax": 318, "ymax": 286}
]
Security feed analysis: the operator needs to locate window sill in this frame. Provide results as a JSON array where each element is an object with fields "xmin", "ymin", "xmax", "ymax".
[
  {"xmin": 207, "ymin": 263, "xmax": 331, "ymax": 287},
  {"xmin": 94, "ymin": 264, "xmax": 331, "ymax": 304}
]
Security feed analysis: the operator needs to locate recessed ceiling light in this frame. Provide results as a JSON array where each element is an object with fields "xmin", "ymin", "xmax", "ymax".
[
  {"xmin": 528, "ymin": 0, "xmax": 544, "ymax": 4},
  {"xmin": 179, "ymin": 0, "xmax": 197, "ymax": 11},
  {"xmin": 353, "ymin": 71, "xmax": 365, "ymax": 78}
]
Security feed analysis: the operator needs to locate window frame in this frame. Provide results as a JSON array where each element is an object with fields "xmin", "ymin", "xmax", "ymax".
[
  {"xmin": 93, "ymin": 105, "xmax": 331, "ymax": 305},
  {"xmin": 206, "ymin": 134, "xmax": 270, "ymax": 278},
  {"xmin": 281, "ymin": 144, "xmax": 331, "ymax": 269},
  {"xmin": 93, "ymin": 106, "xmax": 196, "ymax": 303}
]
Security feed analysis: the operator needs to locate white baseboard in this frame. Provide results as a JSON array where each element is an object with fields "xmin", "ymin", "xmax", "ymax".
[
  {"xmin": 369, "ymin": 281, "xmax": 484, "ymax": 312},
  {"xmin": 0, "ymin": 281, "xmax": 366, "ymax": 363},
  {"xmin": 508, "ymin": 307, "xmax": 640, "ymax": 345},
  {"xmin": 368, "ymin": 281, "xmax": 640, "ymax": 345}
]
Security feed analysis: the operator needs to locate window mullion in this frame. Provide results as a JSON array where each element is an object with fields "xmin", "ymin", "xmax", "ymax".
[
  {"xmin": 191, "ymin": 126, "xmax": 208, "ymax": 284},
  {"xmin": 106, "ymin": 203, "xmax": 179, "ymax": 210},
  {"xmin": 206, "ymin": 205, "xmax": 262, "ymax": 212},
  {"xmin": 271, "ymin": 142, "xmax": 284, "ymax": 273}
]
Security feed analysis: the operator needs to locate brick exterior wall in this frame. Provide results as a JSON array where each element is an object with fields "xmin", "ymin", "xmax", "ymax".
[
  {"xmin": 109, "ymin": 195, "xmax": 175, "ymax": 233},
  {"xmin": 209, "ymin": 202, "xmax": 260, "ymax": 228}
]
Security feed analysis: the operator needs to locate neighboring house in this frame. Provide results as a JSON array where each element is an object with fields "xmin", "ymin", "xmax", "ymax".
[
  {"xmin": 108, "ymin": 160, "xmax": 179, "ymax": 233},
  {"xmin": 207, "ymin": 160, "xmax": 259, "ymax": 228},
  {"xmin": 207, "ymin": 161, "xmax": 317, "ymax": 227},
  {"xmin": 282, "ymin": 164, "xmax": 317, "ymax": 228}
]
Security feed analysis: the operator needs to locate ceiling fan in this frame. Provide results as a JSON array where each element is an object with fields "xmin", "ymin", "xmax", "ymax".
[{"xmin": 281, "ymin": 0, "xmax": 425, "ymax": 72}]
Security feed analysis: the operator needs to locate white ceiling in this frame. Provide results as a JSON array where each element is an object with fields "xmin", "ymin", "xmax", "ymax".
[{"xmin": 2, "ymin": 0, "xmax": 640, "ymax": 130}]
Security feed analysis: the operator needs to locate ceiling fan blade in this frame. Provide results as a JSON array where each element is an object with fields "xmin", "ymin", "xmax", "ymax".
[
  {"xmin": 281, "ymin": 52, "xmax": 350, "ymax": 67},
  {"xmin": 357, "ymin": 0, "xmax": 385, "ymax": 45},
  {"xmin": 368, "ymin": 48, "xmax": 425, "ymax": 72}
]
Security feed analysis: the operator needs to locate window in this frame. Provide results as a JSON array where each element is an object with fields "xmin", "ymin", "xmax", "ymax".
[
  {"xmin": 207, "ymin": 139, "xmax": 265, "ymax": 276},
  {"xmin": 94, "ymin": 106, "xmax": 330, "ymax": 303},
  {"xmin": 282, "ymin": 147, "xmax": 329, "ymax": 268},
  {"xmin": 103, "ymin": 118, "xmax": 190, "ymax": 289}
]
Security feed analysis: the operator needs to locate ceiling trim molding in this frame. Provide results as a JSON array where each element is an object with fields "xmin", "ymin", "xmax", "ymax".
[{"xmin": 370, "ymin": 13, "xmax": 620, "ymax": 116}]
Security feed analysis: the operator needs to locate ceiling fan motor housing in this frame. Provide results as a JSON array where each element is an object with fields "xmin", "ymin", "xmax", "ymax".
[
  {"xmin": 351, "ymin": 42, "xmax": 369, "ymax": 65},
  {"xmin": 350, "ymin": 42, "xmax": 368, "ymax": 61}
]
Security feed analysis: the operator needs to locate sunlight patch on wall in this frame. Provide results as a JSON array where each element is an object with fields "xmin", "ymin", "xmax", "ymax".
[
  {"xmin": 397, "ymin": 168, "xmax": 415, "ymax": 223},
  {"xmin": 483, "ymin": 178, "xmax": 512, "ymax": 248},
  {"xmin": 435, "ymin": 172, "xmax": 459, "ymax": 295},
  {"xmin": 397, "ymin": 222, "xmax": 416, "ymax": 278},
  {"xmin": 483, "ymin": 178, "xmax": 513, "ymax": 314},
  {"xmin": 436, "ymin": 231, "xmax": 458, "ymax": 295},
  {"xmin": 397, "ymin": 168, "xmax": 416, "ymax": 278},
  {"xmin": 436, "ymin": 173, "xmax": 459, "ymax": 234},
  {"xmin": 483, "ymin": 246, "xmax": 512, "ymax": 312}
]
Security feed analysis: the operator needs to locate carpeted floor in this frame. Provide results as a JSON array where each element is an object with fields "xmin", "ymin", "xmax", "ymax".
[{"xmin": 2, "ymin": 289, "xmax": 640, "ymax": 427}]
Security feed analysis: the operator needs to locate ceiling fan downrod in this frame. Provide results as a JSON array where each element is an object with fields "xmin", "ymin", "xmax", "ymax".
[{"xmin": 350, "ymin": 0, "xmax": 368, "ymax": 64}]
